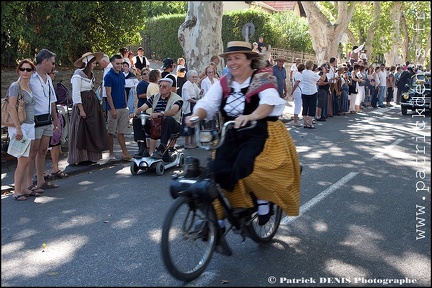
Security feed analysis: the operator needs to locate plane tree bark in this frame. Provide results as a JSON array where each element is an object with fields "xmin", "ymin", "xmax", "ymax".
[
  {"xmin": 301, "ymin": 1, "xmax": 355, "ymax": 64},
  {"xmin": 178, "ymin": 1, "xmax": 224, "ymax": 74}
]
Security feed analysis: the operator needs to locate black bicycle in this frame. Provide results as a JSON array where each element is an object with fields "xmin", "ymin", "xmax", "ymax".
[{"xmin": 161, "ymin": 117, "xmax": 283, "ymax": 281}]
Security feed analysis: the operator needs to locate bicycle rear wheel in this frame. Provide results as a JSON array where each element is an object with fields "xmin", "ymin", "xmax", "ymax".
[
  {"xmin": 161, "ymin": 195, "xmax": 217, "ymax": 282},
  {"xmin": 248, "ymin": 203, "xmax": 282, "ymax": 243}
]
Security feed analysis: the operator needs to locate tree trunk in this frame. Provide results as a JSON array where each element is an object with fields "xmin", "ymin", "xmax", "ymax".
[
  {"xmin": 178, "ymin": 2, "xmax": 223, "ymax": 74},
  {"xmin": 384, "ymin": 2, "xmax": 403, "ymax": 66},
  {"xmin": 301, "ymin": 1, "xmax": 355, "ymax": 64},
  {"xmin": 364, "ymin": 2, "xmax": 381, "ymax": 63},
  {"xmin": 421, "ymin": 31, "xmax": 431, "ymax": 67},
  {"xmin": 400, "ymin": 13, "xmax": 409, "ymax": 64}
]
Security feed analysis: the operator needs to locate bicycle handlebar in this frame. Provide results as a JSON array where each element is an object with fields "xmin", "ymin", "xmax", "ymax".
[{"xmin": 190, "ymin": 116, "xmax": 257, "ymax": 150}]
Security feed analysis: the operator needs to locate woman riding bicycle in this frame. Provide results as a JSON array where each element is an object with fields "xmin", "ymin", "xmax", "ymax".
[{"xmin": 185, "ymin": 41, "xmax": 301, "ymax": 255}]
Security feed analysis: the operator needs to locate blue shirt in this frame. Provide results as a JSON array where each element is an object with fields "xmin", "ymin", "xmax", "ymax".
[
  {"xmin": 222, "ymin": 66, "xmax": 229, "ymax": 76},
  {"xmin": 272, "ymin": 65, "xmax": 286, "ymax": 94},
  {"xmin": 136, "ymin": 80, "xmax": 149, "ymax": 108},
  {"xmin": 104, "ymin": 68, "xmax": 126, "ymax": 110}
]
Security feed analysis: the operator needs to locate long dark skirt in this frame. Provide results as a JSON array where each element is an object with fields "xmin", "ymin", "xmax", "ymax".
[
  {"xmin": 340, "ymin": 86, "xmax": 349, "ymax": 113},
  {"xmin": 67, "ymin": 90, "xmax": 108, "ymax": 164}
]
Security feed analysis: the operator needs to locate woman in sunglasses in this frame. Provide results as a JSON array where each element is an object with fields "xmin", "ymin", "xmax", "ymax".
[{"xmin": 6, "ymin": 59, "xmax": 39, "ymax": 201}]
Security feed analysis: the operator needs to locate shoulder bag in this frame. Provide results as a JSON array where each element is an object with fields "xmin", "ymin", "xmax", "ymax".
[
  {"xmin": 1, "ymin": 85, "xmax": 26, "ymax": 127},
  {"xmin": 34, "ymin": 83, "xmax": 53, "ymax": 127}
]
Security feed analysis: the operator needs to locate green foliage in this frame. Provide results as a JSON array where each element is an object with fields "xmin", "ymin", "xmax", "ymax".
[
  {"xmin": 401, "ymin": 1, "xmax": 430, "ymax": 63},
  {"xmin": 1, "ymin": 1, "xmax": 29, "ymax": 67},
  {"xmin": 221, "ymin": 9, "xmax": 275, "ymax": 46},
  {"xmin": 269, "ymin": 11, "xmax": 314, "ymax": 53},
  {"xmin": 145, "ymin": 1, "xmax": 188, "ymax": 18},
  {"xmin": 143, "ymin": 15, "xmax": 186, "ymax": 60},
  {"xmin": 1, "ymin": 1, "xmax": 186, "ymax": 69},
  {"xmin": 349, "ymin": 2, "xmax": 430, "ymax": 65},
  {"xmin": 0, "ymin": 1, "xmax": 317, "ymax": 69}
]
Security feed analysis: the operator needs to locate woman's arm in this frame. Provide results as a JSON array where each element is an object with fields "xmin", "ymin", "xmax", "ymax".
[
  {"xmin": 291, "ymin": 80, "xmax": 300, "ymax": 95},
  {"xmin": 185, "ymin": 107, "xmax": 207, "ymax": 127},
  {"xmin": 71, "ymin": 76, "xmax": 86, "ymax": 117},
  {"xmin": 6, "ymin": 86, "xmax": 23, "ymax": 138}
]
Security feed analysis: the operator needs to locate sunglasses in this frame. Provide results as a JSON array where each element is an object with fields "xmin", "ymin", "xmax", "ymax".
[{"xmin": 19, "ymin": 67, "xmax": 33, "ymax": 72}]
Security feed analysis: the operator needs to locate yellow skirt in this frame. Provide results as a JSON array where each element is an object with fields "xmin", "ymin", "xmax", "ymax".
[{"xmin": 213, "ymin": 121, "xmax": 301, "ymax": 218}]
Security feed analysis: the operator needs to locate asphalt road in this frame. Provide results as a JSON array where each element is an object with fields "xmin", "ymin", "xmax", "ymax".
[{"xmin": 1, "ymin": 106, "xmax": 431, "ymax": 287}]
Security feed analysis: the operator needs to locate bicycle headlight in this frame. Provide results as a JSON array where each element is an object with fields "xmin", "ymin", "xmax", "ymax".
[
  {"xmin": 403, "ymin": 93, "xmax": 410, "ymax": 100},
  {"xmin": 199, "ymin": 130, "xmax": 217, "ymax": 143}
]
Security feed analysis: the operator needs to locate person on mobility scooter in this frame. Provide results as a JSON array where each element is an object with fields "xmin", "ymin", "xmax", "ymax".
[{"xmin": 132, "ymin": 77, "xmax": 183, "ymax": 163}]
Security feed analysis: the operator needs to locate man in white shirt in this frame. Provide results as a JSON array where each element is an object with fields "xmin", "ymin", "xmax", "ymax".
[
  {"xmin": 327, "ymin": 57, "xmax": 339, "ymax": 116},
  {"xmin": 360, "ymin": 50, "xmax": 368, "ymax": 65},
  {"xmin": 290, "ymin": 58, "xmax": 301, "ymax": 86},
  {"xmin": 28, "ymin": 49, "xmax": 60, "ymax": 191},
  {"xmin": 99, "ymin": 54, "xmax": 112, "ymax": 120},
  {"xmin": 133, "ymin": 47, "xmax": 150, "ymax": 76},
  {"xmin": 377, "ymin": 64, "xmax": 387, "ymax": 108}
]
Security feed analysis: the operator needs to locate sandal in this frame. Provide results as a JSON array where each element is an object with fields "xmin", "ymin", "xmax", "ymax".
[
  {"xmin": 28, "ymin": 185, "xmax": 44, "ymax": 194},
  {"xmin": 13, "ymin": 194, "xmax": 28, "ymax": 201},
  {"xmin": 50, "ymin": 170, "xmax": 68, "ymax": 178},
  {"xmin": 38, "ymin": 181, "xmax": 59, "ymax": 189},
  {"xmin": 25, "ymin": 191, "xmax": 41, "ymax": 197}
]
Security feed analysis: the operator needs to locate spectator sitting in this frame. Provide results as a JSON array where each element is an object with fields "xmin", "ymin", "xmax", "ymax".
[{"xmin": 132, "ymin": 77, "xmax": 183, "ymax": 161}]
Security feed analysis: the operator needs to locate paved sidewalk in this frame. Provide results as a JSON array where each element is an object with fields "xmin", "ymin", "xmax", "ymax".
[{"xmin": 1, "ymin": 100, "xmax": 294, "ymax": 192}]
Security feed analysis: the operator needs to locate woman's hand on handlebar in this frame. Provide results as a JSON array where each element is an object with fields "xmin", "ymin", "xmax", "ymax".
[
  {"xmin": 184, "ymin": 115, "xmax": 197, "ymax": 128},
  {"xmin": 235, "ymin": 114, "xmax": 256, "ymax": 129}
]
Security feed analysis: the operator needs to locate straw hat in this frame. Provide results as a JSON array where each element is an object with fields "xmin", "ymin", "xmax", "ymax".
[
  {"xmin": 337, "ymin": 64, "xmax": 346, "ymax": 71},
  {"xmin": 219, "ymin": 41, "xmax": 259, "ymax": 58},
  {"xmin": 274, "ymin": 57, "xmax": 287, "ymax": 62},
  {"xmin": 73, "ymin": 52, "xmax": 104, "ymax": 68}
]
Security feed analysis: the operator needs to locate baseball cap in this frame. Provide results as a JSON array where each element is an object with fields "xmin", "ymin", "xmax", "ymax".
[
  {"xmin": 158, "ymin": 77, "xmax": 174, "ymax": 86},
  {"xmin": 161, "ymin": 58, "xmax": 174, "ymax": 69}
]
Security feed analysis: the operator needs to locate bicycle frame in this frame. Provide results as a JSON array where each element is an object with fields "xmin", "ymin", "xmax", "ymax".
[{"xmin": 170, "ymin": 117, "xmax": 259, "ymax": 234}]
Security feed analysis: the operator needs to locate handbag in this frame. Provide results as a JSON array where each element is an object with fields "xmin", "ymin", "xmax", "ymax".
[
  {"xmin": 149, "ymin": 115, "xmax": 164, "ymax": 140},
  {"xmin": 1, "ymin": 86, "xmax": 26, "ymax": 127}
]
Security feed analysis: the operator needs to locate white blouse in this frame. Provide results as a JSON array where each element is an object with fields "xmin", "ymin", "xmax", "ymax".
[
  {"xmin": 71, "ymin": 70, "xmax": 95, "ymax": 104},
  {"xmin": 200, "ymin": 76, "xmax": 219, "ymax": 97}
]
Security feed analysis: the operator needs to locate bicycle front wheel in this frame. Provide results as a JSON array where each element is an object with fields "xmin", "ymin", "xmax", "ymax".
[
  {"xmin": 248, "ymin": 203, "xmax": 282, "ymax": 243},
  {"xmin": 161, "ymin": 195, "xmax": 217, "ymax": 282}
]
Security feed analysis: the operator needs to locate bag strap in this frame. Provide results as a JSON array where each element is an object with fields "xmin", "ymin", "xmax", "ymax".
[
  {"xmin": 17, "ymin": 84, "xmax": 23, "ymax": 101},
  {"xmin": 48, "ymin": 80, "xmax": 52, "ymax": 114}
]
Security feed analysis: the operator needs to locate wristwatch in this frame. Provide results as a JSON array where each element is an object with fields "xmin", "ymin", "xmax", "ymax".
[{"xmin": 160, "ymin": 111, "xmax": 164, "ymax": 116}]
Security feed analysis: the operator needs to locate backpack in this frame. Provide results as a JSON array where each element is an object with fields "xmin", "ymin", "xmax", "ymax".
[{"xmin": 56, "ymin": 80, "xmax": 71, "ymax": 106}]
